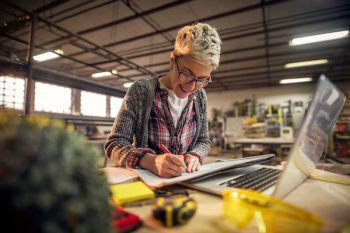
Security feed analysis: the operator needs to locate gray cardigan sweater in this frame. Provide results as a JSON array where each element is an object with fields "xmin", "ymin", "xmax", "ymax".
[{"xmin": 104, "ymin": 76, "xmax": 211, "ymax": 167}]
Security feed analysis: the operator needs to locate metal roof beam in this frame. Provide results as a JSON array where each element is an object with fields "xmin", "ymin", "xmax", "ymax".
[
  {"xmin": 75, "ymin": 10, "xmax": 350, "ymax": 70},
  {"xmin": 66, "ymin": 0, "xmax": 289, "ymax": 59},
  {"xmin": 2, "ymin": 1, "xmax": 154, "ymax": 76},
  {"xmin": 37, "ymin": 0, "xmax": 192, "ymax": 48}
]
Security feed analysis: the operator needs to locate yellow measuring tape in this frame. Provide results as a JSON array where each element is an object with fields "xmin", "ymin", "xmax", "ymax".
[{"xmin": 153, "ymin": 196, "xmax": 197, "ymax": 227}]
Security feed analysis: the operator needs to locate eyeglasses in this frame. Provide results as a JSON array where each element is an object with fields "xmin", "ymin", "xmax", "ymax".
[
  {"xmin": 174, "ymin": 56, "xmax": 212, "ymax": 91},
  {"xmin": 223, "ymin": 189, "xmax": 323, "ymax": 233}
]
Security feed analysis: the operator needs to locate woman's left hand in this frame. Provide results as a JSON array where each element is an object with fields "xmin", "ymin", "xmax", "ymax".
[{"xmin": 184, "ymin": 154, "xmax": 201, "ymax": 172}]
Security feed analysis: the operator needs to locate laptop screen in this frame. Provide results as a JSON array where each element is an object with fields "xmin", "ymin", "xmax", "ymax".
[{"xmin": 274, "ymin": 75, "xmax": 346, "ymax": 198}]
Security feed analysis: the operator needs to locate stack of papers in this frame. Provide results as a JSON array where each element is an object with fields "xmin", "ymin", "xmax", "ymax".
[
  {"xmin": 101, "ymin": 167, "xmax": 138, "ymax": 184},
  {"xmin": 133, "ymin": 154, "xmax": 275, "ymax": 188}
]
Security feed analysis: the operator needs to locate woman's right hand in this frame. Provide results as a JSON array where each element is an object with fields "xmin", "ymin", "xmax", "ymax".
[{"xmin": 139, "ymin": 153, "xmax": 186, "ymax": 178}]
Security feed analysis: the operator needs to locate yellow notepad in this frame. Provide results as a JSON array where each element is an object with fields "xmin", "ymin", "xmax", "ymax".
[{"xmin": 110, "ymin": 181, "xmax": 155, "ymax": 205}]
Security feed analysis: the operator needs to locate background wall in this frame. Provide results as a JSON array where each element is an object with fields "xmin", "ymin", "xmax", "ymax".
[{"xmin": 206, "ymin": 81, "xmax": 350, "ymax": 121}]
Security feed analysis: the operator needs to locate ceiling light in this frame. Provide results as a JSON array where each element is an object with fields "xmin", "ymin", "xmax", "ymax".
[
  {"xmin": 33, "ymin": 49, "xmax": 63, "ymax": 62},
  {"xmin": 123, "ymin": 82, "xmax": 134, "ymax": 88},
  {"xmin": 279, "ymin": 77, "xmax": 312, "ymax": 84},
  {"xmin": 284, "ymin": 59, "xmax": 328, "ymax": 68},
  {"xmin": 111, "ymin": 69, "xmax": 118, "ymax": 74},
  {"xmin": 91, "ymin": 71, "xmax": 112, "ymax": 78},
  {"xmin": 289, "ymin": 30, "xmax": 349, "ymax": 46}
]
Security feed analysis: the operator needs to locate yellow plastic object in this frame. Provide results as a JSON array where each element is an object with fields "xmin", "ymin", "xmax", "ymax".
[
  {"xmin": 153, "ymin": 196, "xmax": 197, "ymax": 227},
  {"xmin": 243, "ymin": 117, "xmax": 258, "ymax": 125},
  {"xmin": 110, "ymin": 181, "xmax": 155, "ymax": 205},
  {"xmin": 222, "ymin": 189, "xmax": 324, "ymax": 233}
]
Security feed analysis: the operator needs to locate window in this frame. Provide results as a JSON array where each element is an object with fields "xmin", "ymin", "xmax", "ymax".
[
  {"xmin": 81, "ymin": 91, "xmax": 106, "ymax": 117},
  {"xmin": 0, "ymin": 75, "xmax": 25, "ymax": 110},
  {"xmin": 34, "ymin": 82, "xmax": 72, "ymax": 114},
  {"xmin": 110, "ymin": 96, "xmax": 123, "ymax": 117}
]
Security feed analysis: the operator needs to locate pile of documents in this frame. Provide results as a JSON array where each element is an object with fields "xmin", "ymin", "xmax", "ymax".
[{"xmin": 243, "ymin": 123, "xmax": 266, "ymax": 138}]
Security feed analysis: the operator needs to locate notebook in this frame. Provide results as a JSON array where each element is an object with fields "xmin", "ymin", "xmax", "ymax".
[
  {"xmin": 134, "ymin": 153, "xmax": 275, "ymax": 188},
  {"xmin": 110, "ymin": 181, "xmax": 155, "ymax": 204},
  {"xmin": 182, "ymin": 75, "xmax": 347, "ymax": 198}
]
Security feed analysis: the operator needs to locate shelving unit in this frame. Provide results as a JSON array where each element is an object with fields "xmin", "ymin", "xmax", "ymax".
[
  {"xmin": 332, "ymin": 99, "xmax": 350, "ymax": 163},
  {"xmin": 209, "ymin": 117, "xmax": 225, "ymax": 156}
]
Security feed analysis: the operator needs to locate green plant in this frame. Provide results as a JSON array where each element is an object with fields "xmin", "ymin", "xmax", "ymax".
[{"xmin": 0, "ymin": 113, "xmax": 115, "ymax": 233}]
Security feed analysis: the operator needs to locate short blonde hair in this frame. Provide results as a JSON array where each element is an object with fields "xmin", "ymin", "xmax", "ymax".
[{"xmin": 174, "ymin": 23, "xmax": 222, "ymax": 69}]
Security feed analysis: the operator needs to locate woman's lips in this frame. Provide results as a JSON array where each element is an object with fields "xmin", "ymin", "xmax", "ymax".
[{"xmin": 179, "ymin": 84, "xmax": 191, "ymax": 93}]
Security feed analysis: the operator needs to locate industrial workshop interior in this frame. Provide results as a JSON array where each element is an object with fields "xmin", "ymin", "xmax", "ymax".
[{"xmin": 1, "ymin": 0, "xmax": 350, "ymax": 233}]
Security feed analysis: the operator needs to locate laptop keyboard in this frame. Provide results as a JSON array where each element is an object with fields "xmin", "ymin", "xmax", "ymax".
[{"xmin": 219, "ymin": 167, "xmax": 281, "ymax": 192}]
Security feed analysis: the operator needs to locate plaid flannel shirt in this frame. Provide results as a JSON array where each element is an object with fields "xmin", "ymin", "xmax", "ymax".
[
  {"xmin": 148, "ymin": 82, "xmax": 198, "ymax": 157},
  {"xmin": 104, "ymin": 76, "xmax": 211, "ymax": 168}
]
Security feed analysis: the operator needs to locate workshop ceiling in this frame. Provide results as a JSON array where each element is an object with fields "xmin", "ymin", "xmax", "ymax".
[{"xmin": 0, "ymin": 0, "xmax": 350, "ymax": 92}]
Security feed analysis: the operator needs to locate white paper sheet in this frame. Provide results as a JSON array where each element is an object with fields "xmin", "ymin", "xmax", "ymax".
[
  {"xmin": 101, "ymin": 167, "xmax": 139, "ymax": 184},
  {"xmin": 133, "ymin": 154, "xmax": 275, "ymax": 188}
]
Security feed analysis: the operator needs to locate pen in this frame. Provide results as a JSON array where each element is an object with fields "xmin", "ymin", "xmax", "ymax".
[
  {"xmin": 160, "ymin": 144, "xmax": 171, "ymax": 154},
  {"xmin": 160, "ymin": 144, "xmax": 185, "ymax": 162}
]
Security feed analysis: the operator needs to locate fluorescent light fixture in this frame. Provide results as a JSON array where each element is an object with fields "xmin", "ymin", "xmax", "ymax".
[
  {"xmin": 91, "ymin": 69, "xmax": 118, "ymax": 78},
  {"xmin": 290, "ymin": 30, "xmax": 349, "ymax": 46},
  {"xmin": 33, "ymin": 49, "xmax": 63, "ymax": 62},
  {"xmin": 123, "ymin": 82, "xmax": 134, "ymax": 88},
  {"xmin": 284, "ymin": 59, "xmax": 328, "ymax": 68},
  {"xmin": 91, "ymin": 71, "xmax": 112, "ymax": 78},
  {"xmin": 279, "ymin": 77, "xmax": 312, "ymax": 84}
]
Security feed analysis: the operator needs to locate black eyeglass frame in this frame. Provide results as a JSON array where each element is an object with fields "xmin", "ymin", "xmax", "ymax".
[{"xmin": 174, "ymin": 56, "xmax": 212, "ymax": 90}]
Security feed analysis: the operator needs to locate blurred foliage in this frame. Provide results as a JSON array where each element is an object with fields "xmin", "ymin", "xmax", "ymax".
[{"xmin": 0, "ymin": 112, "xmax": 115, "ymax": 233}]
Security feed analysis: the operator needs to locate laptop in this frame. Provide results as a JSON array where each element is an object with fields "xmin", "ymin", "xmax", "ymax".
[{"xmin": 182, "ymin": 75, "xmax": 346, "ymax": 199}]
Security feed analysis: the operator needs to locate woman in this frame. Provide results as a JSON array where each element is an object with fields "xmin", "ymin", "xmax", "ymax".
[{"xmin": 105, "ymin": 23, "xmax": 221, "ymax": 178}]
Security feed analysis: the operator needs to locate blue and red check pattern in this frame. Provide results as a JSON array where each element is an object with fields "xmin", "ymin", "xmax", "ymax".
[
  {"xmin": 149, "ymin": 85, "xmax": 196, "ymax": 155},
  {"xmin": 127, "ymin": 83, "xmax": 201, "ymax": 166},
  {"xmin": 105, "ymin": 76, "xmax": 211, "ymax": 168}
]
